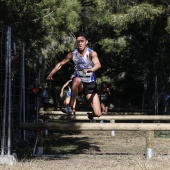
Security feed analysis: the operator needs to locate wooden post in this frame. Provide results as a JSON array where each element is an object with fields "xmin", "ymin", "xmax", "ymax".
[
  {"xmin": 110, "ymin": 119, "xmax": 115, "ymax": 136},
  {"xmin": 145, "ymin": 130, "xmax": 154, "ymax": 159},
  {"xmin": 36, "ymin": 129, "xmax": 44, "ymax": 156}
]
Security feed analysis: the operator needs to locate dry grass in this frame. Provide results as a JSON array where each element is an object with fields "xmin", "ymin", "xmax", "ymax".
[{"xmin": 1, "ymin": 130, "xmax": 170, "ymax": 169}]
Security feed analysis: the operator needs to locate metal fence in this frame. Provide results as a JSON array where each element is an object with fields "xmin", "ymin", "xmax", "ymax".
[{"xmin": 0, "ymin": 25, "xmax": 40, "ymax": 164}]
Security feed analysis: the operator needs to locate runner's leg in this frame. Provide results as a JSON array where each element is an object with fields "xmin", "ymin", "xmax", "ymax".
[
  {"xmin": 72, "ymin": 100, "xmax": 77, "ymax": 114},
  {"xmin": 70, "ymin": 77, "xmax": 83, "ymax": 108},
  {"xmin": 86, "ymin": 93, "xmax": 101, "ymax": 117}
]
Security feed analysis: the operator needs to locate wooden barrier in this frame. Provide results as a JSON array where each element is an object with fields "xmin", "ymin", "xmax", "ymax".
[
  {"xmin": 39, "ymin": 115, "xmax": 170, "ymax": 121},
  {"xmin": 20, "ymin": 122, "xmax": 170, "ymax": 131},
  {"xmin": 40, "ymin": 110, "xmax": 147, "ymax": 115},
  {"xmin": 20, "ymin": 122, "xmax": 170, "ymax": 159}
]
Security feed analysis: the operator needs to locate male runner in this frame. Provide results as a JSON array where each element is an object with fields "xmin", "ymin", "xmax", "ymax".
[{"xmin": 47, "ymin": 32, "xmax": 101, "ymax": 120}]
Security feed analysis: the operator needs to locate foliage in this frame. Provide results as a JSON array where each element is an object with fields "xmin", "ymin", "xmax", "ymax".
[{"xmin": 1, "ymin": 0, "xmax": 170, "ymax": 108}]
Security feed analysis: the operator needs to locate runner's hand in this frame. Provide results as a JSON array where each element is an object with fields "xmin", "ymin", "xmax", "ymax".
[
  {"xmin": 46, "ymin": 75, "xmax": 54, "ymax": 80},
  {"xmin": 84, "ymin": 68, "xmax": 93, "ymax": 73}
]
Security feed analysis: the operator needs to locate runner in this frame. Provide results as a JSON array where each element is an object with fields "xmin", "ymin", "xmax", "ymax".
[
  {"xmin": 99, "ymin": 82, "xmax": 111, "ymax": 114},
  {"xmin": 60, "ymin": 74, "xmax": 77, "ymax": 114},
  {"xmin": 47, "ymin": 32, "xmax": 102, "ymax": 120}
]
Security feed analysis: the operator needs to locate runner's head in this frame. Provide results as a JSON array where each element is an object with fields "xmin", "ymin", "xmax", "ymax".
[{"xmin": 76, "ymin": 32, "xmax": 88, "ymax": 51}]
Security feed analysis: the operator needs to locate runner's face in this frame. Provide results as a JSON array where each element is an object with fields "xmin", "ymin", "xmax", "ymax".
[{"xmin": 76, "ymin": 36, "xmax": 88, "ymax": 51}]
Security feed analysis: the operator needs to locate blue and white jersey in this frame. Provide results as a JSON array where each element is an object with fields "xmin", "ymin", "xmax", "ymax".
[{"xmin": 73, "ymin": 48, "xmax": 96, "ymax": 83}]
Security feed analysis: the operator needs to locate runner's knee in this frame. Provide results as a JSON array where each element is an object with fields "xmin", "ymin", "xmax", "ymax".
[
  {"xmin": 94, "ymin": 111, "xmax": 101, "ymax": 117},
  {"xmin": 72, "ymin": 77, "xmax": 81, "ymax": 86}
]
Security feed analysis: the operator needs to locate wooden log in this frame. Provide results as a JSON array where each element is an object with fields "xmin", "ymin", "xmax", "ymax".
[
  {"xmin": 146, "ymin": 131, "xmax": 154, "ymax": 148},
  {"xmin": 20, "ymin": 122, "xmax": 170, "ymax": 131},
  {"xmin": 40, "ymin": 111, "xmax": 88, "ymax": 115},
  {"xmin": 39, "ymin": 115, "xmax": 170, "ymax": 121},
  {"xmin": 145, "ymin": 131, "xmax": 154, "ymax": 158},
  {"xmin": 40, "ymin": 111, "xmax": 147, "ymax": 115},
  {"xmin": 110, "ymin": 119, "xmax": 116, "ymax": 136}
]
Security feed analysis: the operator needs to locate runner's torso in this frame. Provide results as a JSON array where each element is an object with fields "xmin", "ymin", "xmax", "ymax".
[
  {"xmin": 100, "ymin": 88, "xmax": 108, "ymax": 101},
  {"xmin": 72, "ymin": 48, "xmax": 96, "ymax": 83}
]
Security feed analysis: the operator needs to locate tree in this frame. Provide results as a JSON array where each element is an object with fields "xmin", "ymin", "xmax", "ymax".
[{"xmin": 1, "ymin": 0, "xmax": 170, "ymax": 109}]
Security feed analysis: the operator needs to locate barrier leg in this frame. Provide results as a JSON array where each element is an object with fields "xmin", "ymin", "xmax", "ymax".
[
  {"xmin": 37, "ymin": 131, "xmax": 44, "ymax": 156},
  {"xmin": 145, "ymin": 130, "xmax": 154, "ymax": 159},
  {"xmin": 110, "ymin": 119, "xmax": 115, "ymax": 136}
]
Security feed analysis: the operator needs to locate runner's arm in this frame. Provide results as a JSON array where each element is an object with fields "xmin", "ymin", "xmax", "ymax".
[
  {"xmin": 85, "ymin": 51, "xmax": 101, "ymax": 73},
  {"xmin": 107, "ymin": 88, "xmax": 111, "ymax": 96},
  {"xmin": 47, "ymin": 53, "xmax": 73, "ymax": 80},
  {"xmin": 60, "ymin": 81, "xmax": 69, "ymax": 98}
]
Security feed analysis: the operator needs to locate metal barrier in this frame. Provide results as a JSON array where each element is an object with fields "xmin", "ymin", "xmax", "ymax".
[
  {"xmin": 0, "ymin": 25, "xmax": 41, "ymax": 164},
  {"xmin": 0, "ymin": 25, "xmax": 24, "ymax": 164}
]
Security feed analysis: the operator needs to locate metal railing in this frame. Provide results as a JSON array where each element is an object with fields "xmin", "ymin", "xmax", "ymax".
[{"xmin": 0, "ymin": 25, "xmax": 41, "ymax": 164}]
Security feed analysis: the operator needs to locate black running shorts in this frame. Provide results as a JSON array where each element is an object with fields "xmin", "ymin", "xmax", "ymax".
[{"xmin": 82, "ymin": 81, "xmax": 98, "ymax": 95}]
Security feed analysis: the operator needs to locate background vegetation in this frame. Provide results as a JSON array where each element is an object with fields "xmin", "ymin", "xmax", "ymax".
[{"xmin": 1, "ymin": 0, "xmax": 170, "ymax": 110}]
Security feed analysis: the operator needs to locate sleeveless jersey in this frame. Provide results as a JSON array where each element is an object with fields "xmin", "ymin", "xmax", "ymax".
[
  {"xmin": 72, "ymin": 48, "xmax": 96, "ymax": 83},
  {"xmin": 100, "ymin": 89, "xmax": 108, "ymax": 101}
]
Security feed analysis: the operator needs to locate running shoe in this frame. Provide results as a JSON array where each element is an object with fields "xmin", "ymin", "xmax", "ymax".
[
  {"xmin": 87, "ymin": 112, "xmax": 93, "ymax": 120},
  {"xmin": 87, "ymin": 112, "xmax": 96, "ymax": 122},
  {"xmin": 61, "ymin": 107, "xmax": 72, "ymax": 115}
]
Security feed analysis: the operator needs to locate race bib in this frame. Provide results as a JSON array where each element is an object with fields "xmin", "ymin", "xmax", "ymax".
[
  {"xmin": 78, "ymin": 70, "xmax": 92, "ymax": 77},
  {"xmin": 100, "ymin": 94, "xmax": 107, "ymax": 101}
]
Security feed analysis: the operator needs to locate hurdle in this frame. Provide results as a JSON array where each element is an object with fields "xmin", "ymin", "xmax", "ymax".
[
  {"xmin": 39, "ymin": 115, "xmax": 170, "ymax": 136},
  {"xmin": 20, "ymin": 122, "xmax": 170, "ymax": 159},
  {"xmin": 40, "ymin": 110, "xmax": 147, "ymax": 115},
  {"xmin": 39, "ymin": 114, "xmax": 170, "ymax": 138},
  {"xmin": 39, "ymin": 115, "xmax": 170, "ymax": 121}
]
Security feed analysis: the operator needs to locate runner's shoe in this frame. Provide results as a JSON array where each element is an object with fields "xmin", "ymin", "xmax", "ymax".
[
  {"xmin": 87, "ymin": 112, "xmax": 93, "ymax": 120},
  {"xmin": 61, "ymin": 107, "xmax": 73, "ymax": 115},
  {"xmin": 87, "ymin": 112, "xmax": 96, "ymax": 122}
]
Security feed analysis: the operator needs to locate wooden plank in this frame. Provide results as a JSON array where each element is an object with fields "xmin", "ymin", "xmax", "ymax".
[
  {"xmin": 40, "ymin": 111, "xmax": 147, "ymax": 115},
  {"xmin": 39, "ymin": 115, "xmax": 170, "ymax": 121},
  {"xmin": 20, "ymin": 122, "xmax": 170, "ymax": 131},
  {"xmin": 146, "ymin": 131, "xmax": 154, "ymax": 148}
]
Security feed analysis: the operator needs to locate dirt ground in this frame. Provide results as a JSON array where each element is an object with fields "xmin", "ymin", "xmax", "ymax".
[{"xmin": 1, "ymin": 129, "xmax": 170, "ymax": 170}]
